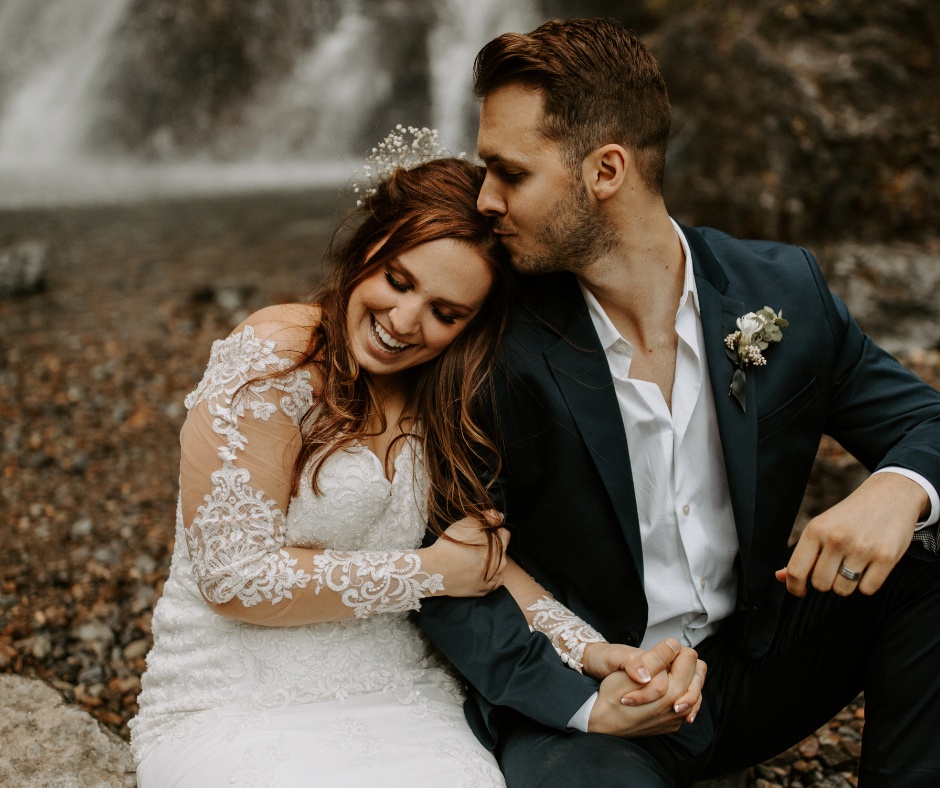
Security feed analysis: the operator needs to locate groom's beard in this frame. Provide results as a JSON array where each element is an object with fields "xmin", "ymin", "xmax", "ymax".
[{"xmin": 510, "ymin": 178, "xmax": 620, "ymax": 276}]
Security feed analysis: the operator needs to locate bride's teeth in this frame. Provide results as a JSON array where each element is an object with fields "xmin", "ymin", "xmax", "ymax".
[{"xmin": 372, "ymin": 316, "xmax": 409, "ymax": 352}]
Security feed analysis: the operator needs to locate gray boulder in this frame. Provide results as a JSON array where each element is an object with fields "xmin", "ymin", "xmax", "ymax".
[
  {"xmin": 0, "ymin": 241, "xmax": 45, "ymax": 297},
  {"xmin": 0, "ymin": 675, "xmax": 136, "ymax": 788}
]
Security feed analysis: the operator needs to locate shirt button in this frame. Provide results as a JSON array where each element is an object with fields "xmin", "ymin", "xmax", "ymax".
[
  {"xmin": 682, "ymin": 504, "xmax": 691, "ymax": 516},
  {"xmin": 613, "ymin": 340, "xmax": 629, "ymax": 354},
  {"xmin": 700, "ymin": 578, "xmax": 706, "ymax": 589}
]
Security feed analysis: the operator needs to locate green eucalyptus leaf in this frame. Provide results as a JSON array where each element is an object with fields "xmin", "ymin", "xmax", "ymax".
[{"xmin": 777, "ymin": 318, "xmax": 789, "ymax": 327}]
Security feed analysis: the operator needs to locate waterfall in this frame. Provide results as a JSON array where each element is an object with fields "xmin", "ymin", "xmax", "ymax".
[
  {"xmin": 428, "ymin": 0, "xmax": 539, "ymax": 154},
  {"xmin": 0, "ymin": 0, "xmax": 549, "ymax": 207},
  {"xmin": 0, "ymin": 0, "xmax": 133, "ymax": 166}
]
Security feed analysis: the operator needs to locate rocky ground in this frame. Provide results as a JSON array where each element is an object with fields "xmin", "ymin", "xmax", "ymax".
[{"xmin": 1, "ymin": 193, "xmax": 939, "ymax": 788}]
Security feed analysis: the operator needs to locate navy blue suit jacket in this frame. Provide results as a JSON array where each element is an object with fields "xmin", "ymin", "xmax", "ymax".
[{"xmin": 415, "ymin": 225, "xmax": 940, "ymax": 750}]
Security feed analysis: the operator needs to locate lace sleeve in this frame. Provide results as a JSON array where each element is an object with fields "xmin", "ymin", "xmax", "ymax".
[
  {"xmin": 180, "ymin": 323, "xmax": 315, "ymax": 607},
  {"xmin": 179, "ymin": 317, "xmax": 445, "ymax": 624},
  {"xmin": 526, "ymin": 596, "xmax": 606, "ymax": 674}
]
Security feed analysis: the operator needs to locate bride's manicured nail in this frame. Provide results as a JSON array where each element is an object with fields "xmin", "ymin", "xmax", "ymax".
[
  {"xmin": 621, "ymin": 697, "xmax": 635, "ymax": 706},
  {"xmin": 637, "ymin": 668, "xmax": 651, "ymax": 683},
  {"xmin": 674, "ymin": 703, "xmax": 689, "ymax": 714}
]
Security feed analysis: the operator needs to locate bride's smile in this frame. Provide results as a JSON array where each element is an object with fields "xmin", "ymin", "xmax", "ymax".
[{"xmin": 346, "ymin": 236, "xmax": 494, "ymax": 381}]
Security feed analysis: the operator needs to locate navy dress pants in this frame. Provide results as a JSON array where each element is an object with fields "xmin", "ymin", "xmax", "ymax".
[{"xmin": 495, "ymin": 547, "xmax": 940, "ymax": 788}]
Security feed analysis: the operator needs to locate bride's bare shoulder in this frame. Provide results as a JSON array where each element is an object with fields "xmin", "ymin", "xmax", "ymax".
[{"xmin": 234, "ymin": 303, "xmax": 321, "ymax": 354}]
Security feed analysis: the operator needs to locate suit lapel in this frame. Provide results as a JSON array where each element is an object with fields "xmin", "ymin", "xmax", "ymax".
[
  {"xmin": 541, "ymin": 282, "xmax": 644, "ymax": 585},
  {"xmin": 683, "ymin": 226, "xmax": 758, "ymax": 567}
]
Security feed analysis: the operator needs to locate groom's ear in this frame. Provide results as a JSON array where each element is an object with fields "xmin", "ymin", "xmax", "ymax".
[{"xmin": 585, "ymin": 144, "xmax": 629, "ymax": 202}]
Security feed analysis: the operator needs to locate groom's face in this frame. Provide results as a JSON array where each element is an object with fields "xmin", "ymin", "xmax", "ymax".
[{"xmin": 477, "ymin": 84, "xmax": 595, "ymax": 274}]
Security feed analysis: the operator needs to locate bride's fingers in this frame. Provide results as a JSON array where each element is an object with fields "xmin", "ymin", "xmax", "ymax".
[
  {"xmin": 671, "ymin": 660, "xmax": 707, "ymax": 715},
  {"xmin": 484, "ymin": 509, "xmax": 504, "ymax": 527},
  {"xmin": 621, "ymin": 670, "xmax": 669, "ymax": 706},
  {"xmin": 686, "ymin": 692, "xmax": 703, "ymax": 724},
  {"xmin": 623, "ymin": 638, "xmax": 679, "ymax": 686}
]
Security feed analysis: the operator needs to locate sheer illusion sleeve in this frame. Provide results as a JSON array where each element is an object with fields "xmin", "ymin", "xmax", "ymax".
[
  {"xmin": 179, "ymin": 322, "xmax": 314, "ymax": 608},
  {"xmin": 178, "ymin": 313, "xmax": 444, "ymax": 625}
]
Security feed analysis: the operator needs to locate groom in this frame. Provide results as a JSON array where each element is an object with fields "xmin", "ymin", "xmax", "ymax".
[{"xmin": 417, "ymin": 18, "xmax": 940, "ymax": 788}]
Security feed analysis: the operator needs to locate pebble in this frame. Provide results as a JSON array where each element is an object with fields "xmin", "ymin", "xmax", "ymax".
[
  {"xmin": 71, "ymin": 517, "xmax": 94, "ymax": 539},
  {"xmin": 123, "ymin": 639, "xmax": 150, "ymax": 660}
]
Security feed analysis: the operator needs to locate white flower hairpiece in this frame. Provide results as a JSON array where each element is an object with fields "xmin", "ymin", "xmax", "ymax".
[{"xmin": 352, "ymin": 125, "xmax": 466, "ymax": 206}]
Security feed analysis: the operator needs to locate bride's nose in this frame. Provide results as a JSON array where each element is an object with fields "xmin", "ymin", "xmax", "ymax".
[{"xmin": 388, "ymin": 301, "xmax": 421, "ymax": 337}]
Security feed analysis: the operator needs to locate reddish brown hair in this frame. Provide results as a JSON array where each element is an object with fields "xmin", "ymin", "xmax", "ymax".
[
  {"xmin": 473, "ymin": 18, "xmax": 671, "ymax": 193},
  {"xmin": 273, "ymin": 158, "xmax": 509, "ymax": 572}
]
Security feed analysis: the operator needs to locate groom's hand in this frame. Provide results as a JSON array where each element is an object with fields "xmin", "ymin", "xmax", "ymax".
[
  {"xmin": 778, "ymin": 472, "xmax": 928, "ymax": 598},
  {"xmin": 582, "ymin": 640, "xmax": 706, "ymax": 719},
  {"xmin": 587, "ymin": 646, "xmax": 701, "ymax": 737}
]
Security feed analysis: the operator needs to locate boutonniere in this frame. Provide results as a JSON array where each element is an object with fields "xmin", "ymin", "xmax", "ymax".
[{"xmin": 723, "ymin": 307, "xmax": 789, "ymax": 412}]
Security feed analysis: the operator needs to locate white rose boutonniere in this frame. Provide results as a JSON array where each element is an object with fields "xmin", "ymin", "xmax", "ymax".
[{"xmin": 723, "ymin": 306, "xmax": 789, "ymax": 412}]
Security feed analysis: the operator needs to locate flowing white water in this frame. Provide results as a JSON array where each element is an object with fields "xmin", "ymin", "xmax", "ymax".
[
  {"xmin": 0, "ymin": 0, "xmax": 132, "ymax": 166},
  {"xmin": 0, "ymin": 0, "xmax": 546, "ymax": 207},
  {"xmin": 428, "ymin": 0, "xmax": 539, "ymax": 154}
]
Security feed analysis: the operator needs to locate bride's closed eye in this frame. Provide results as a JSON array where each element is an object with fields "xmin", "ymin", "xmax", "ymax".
[{"xmin": 385, "ymin": 271, "xmax": 408, "ymax": 292}]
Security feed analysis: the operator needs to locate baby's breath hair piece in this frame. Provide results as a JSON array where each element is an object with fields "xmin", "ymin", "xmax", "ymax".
[{"xmin": 353, "ymin": 125, "xmax": 466, "ymax": 206}]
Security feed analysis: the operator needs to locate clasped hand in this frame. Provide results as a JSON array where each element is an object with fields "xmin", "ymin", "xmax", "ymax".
[{"xmin": 583, "ymin": 639, "xmax": 707, "ymax": 737}]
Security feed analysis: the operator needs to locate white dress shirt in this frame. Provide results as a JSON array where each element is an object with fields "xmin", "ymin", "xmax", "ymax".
[{"xmin": 566, "ymin": 220, "xmax": 938, "ymax": 732}]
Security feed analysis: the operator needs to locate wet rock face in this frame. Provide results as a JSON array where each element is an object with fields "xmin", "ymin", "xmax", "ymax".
[
  {"xmin": 0, "ymin": 675, "xmax": 136, "ymax": 787},
  {"xmin": 651, "ymin": 0, "xmax": 940, "ymax": 243},
  {"xmin": 95, "ymin": 0, "xmax": 435, "ymax": 160},
  {"xmin": 95, "ymin": 0, "xmax": 321, "ymax": 158},
  {"xmin": 824, "ymin": 242, "xmax": 940, "ymax": 354}
]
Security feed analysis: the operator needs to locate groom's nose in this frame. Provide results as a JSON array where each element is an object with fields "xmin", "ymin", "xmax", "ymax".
[{"xmin": 477, "ymin": 172, "xmax": 507, "ymax": 217}]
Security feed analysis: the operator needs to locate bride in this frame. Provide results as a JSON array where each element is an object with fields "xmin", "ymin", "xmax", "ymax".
[{"xmin": 130, "ymin": 140, "xmax": 675, "ymax": 787}]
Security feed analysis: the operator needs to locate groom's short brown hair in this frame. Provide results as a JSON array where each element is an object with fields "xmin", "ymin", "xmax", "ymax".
[{"xmin": 473, "ymin": 18, "xmax": 671, "ymax": 194}]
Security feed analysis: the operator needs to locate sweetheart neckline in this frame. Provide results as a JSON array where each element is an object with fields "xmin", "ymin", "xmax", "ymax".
[{"xmin": 350, "ymin": 437, "xmax": 416, "ymax": 486}]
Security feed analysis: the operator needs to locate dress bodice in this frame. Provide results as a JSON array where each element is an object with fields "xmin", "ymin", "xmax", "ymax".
[{"xmin": 284, "ymin": 439, "xmax": 428, "ymax": 553}]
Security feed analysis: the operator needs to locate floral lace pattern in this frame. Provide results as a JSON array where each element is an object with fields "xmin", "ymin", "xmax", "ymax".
[
  {"xmin": 131, "ymin": 325, "xmax": 463, "ymax": 765},
  {"xmin": 526, "ymin": 596, "xmax": 606, "ymax": 673},
  {"xmin": 230, "ymin": 737, "xmax": 290, "ymax": 788},
  {"xmin": 330, "ymin": 716, "xmax": 388, "ymax": 764},
  {"xmin": 435, "ymin": 738, "xmax": 507, "ymax": 788},
  {"xmin": 183, "ymin": 326, "xmax": 314, "ymax": 606},
  {"xmin": 312, "ymin": 550, "xmax": 444, "ymax": 619}
]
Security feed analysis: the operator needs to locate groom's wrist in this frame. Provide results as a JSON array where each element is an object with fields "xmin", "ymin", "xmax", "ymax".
[{"xmin": 873, "ymin": 467, "xmax": 938, "ymax": 526}]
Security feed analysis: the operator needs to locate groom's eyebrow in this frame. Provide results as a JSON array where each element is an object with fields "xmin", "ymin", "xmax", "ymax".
[{"xmin": 478, "ymin": 150, "xmax": 526, "ymax": 169}]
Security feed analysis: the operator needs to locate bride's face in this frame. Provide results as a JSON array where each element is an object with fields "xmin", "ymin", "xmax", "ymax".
[{"xmin": 346, "ymin": 238, "xmax": 493, "ymax": 382}]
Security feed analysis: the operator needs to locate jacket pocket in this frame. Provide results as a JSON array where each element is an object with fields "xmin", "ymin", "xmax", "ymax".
[{"xmin": 757, "ymin": 376, "xmax": 818, "ymax": 441}]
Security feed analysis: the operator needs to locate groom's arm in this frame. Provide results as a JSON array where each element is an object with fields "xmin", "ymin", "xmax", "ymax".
[
  {"xmin": 416, "ymin": 361, "xmax": 600, "ymax": 741},
  {"xmin": 783, "ymin": 249, "xmax": 940, "ymax": 597},
  {"xmin": 416, "ymin": 579, "xmax": 600, "ymax": 736}
]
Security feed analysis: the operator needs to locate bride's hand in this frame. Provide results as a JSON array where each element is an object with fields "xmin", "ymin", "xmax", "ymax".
[{"xmin": 421, "ymin": 512, "xmax": 510, "ymax": 597}]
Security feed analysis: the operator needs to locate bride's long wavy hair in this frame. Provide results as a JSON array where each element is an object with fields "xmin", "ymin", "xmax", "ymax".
[{"xmin": 276, "ymin": 158, "xmax": 510, "ymax": 572}]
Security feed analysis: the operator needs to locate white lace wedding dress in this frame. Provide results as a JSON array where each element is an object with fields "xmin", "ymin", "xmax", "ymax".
[{"xmin": 130, "ymin": 325, "xmax": 506, "ymax": 788}]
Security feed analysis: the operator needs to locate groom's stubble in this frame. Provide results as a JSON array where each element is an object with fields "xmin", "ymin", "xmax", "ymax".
[{"xmin": 509, "ymin": 173, "xmax": 621, "ymax": 277}]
